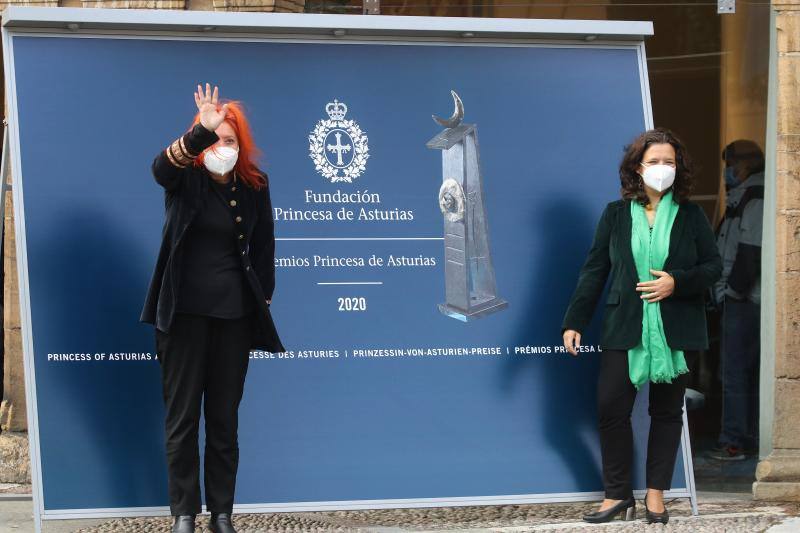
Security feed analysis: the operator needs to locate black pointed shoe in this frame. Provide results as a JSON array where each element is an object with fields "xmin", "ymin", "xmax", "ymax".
[
  {"xmin": 583, "ymin": 497, "xmax": 636, "ymax": 523},
  {"xmin": 644, "ymin": 499, "xmax": 670, "ymax": 524},
  {"xmin": 171, "ymin": 515, "xmax": 195, "ymax": 533},
  {"xmin": 209, "ymin": 512, "xmax": 237, "ymax": 533}
]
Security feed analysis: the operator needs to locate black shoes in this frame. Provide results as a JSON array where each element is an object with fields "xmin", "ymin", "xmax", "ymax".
[
  {"xmin": 171, "ymin": 515, "xmax": 195, "ymax": 533},
  {"xmin": 583, "ymin": 497, "xmax": 636, "ymax": 523},
  {"xmin": 644, "ymin": 499, "xmax": 670, "ymax": 524},
  {"xmin": 171, "ymin": 512, "xmax": 235, "ymax": 532},
  {"xmin": 209, "ymin": 513, "xmax": 237, "ymax": 533},
  {"xmin": 583, "ymin": 495, "xmax": 669, "ymax": 524}
]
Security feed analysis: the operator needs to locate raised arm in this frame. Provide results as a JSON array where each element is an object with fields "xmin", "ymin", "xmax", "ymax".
[{"xmin": 151, "ymin": 84, "xmax": 229, "ymax": 191}]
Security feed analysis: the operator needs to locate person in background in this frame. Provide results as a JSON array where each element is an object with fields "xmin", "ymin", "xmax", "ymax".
[{"xmin": 709, "ymin": 140, "xmax": 765, "ymax": 461}]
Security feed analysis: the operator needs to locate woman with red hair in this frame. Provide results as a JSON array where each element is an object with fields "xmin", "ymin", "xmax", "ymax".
[{"xmin": 141, "ymin": 84, "xmax": 284, "ymax": 533}]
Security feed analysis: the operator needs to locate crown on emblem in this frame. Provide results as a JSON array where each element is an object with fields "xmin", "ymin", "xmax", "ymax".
[{"xmin": 325, "ymin": 99, "xmax": 348, "ymax": 121}]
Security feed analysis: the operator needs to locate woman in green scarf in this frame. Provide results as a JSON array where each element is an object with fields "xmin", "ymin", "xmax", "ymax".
[{"xmin": 562, "ymin": 129, "xmax": 722, "ymax": 525}]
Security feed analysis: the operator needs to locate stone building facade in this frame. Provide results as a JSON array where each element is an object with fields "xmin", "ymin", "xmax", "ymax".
[
  {"xmin": 0, "ymin": 0, "xmax": 798, "ymax": 502},
  {"xmin": 753, "ymin": 0, "xmax": 800, "ymax": 503}
]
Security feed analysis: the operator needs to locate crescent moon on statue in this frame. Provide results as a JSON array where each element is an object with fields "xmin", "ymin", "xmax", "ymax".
[{"xmin": 432, "ymin": 90, "xmax": 464, "ymax": 129}]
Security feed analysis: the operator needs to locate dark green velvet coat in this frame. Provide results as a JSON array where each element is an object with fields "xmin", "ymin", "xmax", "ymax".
[{"xmin": 562, "ymin": 199, "xmax": 722, "ymax": 350}]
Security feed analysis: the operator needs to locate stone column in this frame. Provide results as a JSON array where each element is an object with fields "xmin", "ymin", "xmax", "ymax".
[
  {"xmin": 754, "ymin": 0, "xmax": 800, "ymax": 502},
  {"xmin": 0, "ymin": 4, "xmax": 37, "ymax": 485},
  {"xmin": 0, "ymin": 191, "xmax": 25, "ymax": 433},
  {"xmin": 0, "ymin": 141, "xmax": 31, "ymax": 483}
]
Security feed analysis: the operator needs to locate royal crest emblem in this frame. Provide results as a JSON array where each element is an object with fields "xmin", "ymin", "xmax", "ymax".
[{"xmin": 308, "ymin": 99, "xmax": 369, "ymax": 183}]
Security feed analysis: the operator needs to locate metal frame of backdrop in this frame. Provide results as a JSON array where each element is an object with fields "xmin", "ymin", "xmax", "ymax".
[{"xmin": 1, "ymin": 7, "xmax": 697, "ymax": 531}]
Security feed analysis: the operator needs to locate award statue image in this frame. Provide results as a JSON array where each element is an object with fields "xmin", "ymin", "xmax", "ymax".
[{"xmin": 428, "ymin": 91, "xmax": 508, "ymax": 321}]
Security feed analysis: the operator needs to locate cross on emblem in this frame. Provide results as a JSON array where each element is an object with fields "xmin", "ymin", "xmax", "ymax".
[
  {"xmin": 309, "ymin": 99, "xmax": 369, "ymax": 183},
  {"xmin": 326, "ymin": 132, "xmax": 352, "ymax": 166}
]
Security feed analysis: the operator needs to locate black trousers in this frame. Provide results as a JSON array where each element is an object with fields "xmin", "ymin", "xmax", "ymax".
[
  {"xmin": 597, "ymin": 349, "xmax": 694, "ymax": 500},
  {"xmin": 156, "ymin": 313, "xmax": 252, "ymax": 516}
]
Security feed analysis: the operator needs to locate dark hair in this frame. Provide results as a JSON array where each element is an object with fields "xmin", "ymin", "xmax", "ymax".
[{"xmin": 619, "ymin": 127, "xmax": 694, "ymax": 206}]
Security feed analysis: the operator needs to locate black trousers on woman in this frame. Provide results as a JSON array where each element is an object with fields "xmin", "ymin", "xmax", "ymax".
[
  {"xmin": 597, "ymin": 349, "xmax": 695, "ymax": 500},
  {"xmin": 156, "ymin": 313, "xmax": 252, "ymax": 516}
]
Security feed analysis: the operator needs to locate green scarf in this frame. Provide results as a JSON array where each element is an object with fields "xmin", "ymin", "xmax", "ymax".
[{"xmin": 628, "ymin": 191, "xmax": 688, "ymax": 389}]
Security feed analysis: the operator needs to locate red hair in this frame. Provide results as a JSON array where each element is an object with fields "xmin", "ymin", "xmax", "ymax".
[{"xmin": 192, "ymin": 100, "xmax": 266, "ymax": 190}]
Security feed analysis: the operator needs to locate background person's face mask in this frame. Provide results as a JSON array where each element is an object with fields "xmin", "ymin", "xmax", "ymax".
[
  {"xmin": 724, "ymin": 166, "xmax": 740, "ymax": 189},
  {"xmin": 639, "ymin": 163, "xmax": 676, "ymax": 192},
  {"xmin": 203, "ymin": 146, "xmax": 239, "ymax": 176}
]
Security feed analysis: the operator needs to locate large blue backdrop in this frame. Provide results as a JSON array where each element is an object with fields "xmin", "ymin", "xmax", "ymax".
[{"xmin": 10, "ymin": 33, "xmax": 687, "ymax": 512}]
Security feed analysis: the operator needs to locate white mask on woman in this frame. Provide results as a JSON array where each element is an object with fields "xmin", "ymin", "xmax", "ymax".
[
  {"xmin": 203, "ymin": 146, "xmax": 238, "ymax": 176},
  {"xmin": 640, "ymin": 163, "xmax": 676, "ymax": 192}
]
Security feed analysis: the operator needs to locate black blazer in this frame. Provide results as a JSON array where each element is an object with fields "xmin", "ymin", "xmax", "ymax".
[
  {"xmin": 562, "ymin": 199, "xmax": 722, "ymax": 351},
  {"xmin": 140, "ymin": 123, "xmax": 285, "ymax": 353}
]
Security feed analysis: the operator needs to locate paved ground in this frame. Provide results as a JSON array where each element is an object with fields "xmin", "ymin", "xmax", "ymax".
[{"xmin": 1, "ymin": 487, "xmax": 799, "ymax": 533}]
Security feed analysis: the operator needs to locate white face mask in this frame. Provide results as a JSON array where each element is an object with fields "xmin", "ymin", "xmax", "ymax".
[
  {"xmin": 640, "ymin": 163, "xmax": 676, "ymax": 192},
  {"xmin": 203, "ymin": 146, "xmax": 238, "ymax": 176}
]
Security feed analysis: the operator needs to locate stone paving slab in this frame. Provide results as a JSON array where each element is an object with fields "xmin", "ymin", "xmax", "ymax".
[
  {"xmin": 2, "ymin": 492, "xmax": 798, "ymax": 532},
  {"xmin": 0, "ymin": 482, "xmax": 30, "ymax": 494},
  {"xmin": 65, "ymin": 497, "xmax": 799, "ymax": 532},
  {"xmin": 767, "ymin": 517, "xmax": 800, "ymax": 532}
]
